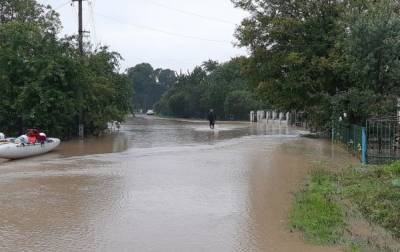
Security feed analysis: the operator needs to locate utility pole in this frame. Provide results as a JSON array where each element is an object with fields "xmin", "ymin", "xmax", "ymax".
[
  {"xmin": 73, "ymin": 0, "xmax": 85, "ymax": 137},
  {"xmin": 72, "ymin": 0, "xmax": 84, "ymax": 55}
]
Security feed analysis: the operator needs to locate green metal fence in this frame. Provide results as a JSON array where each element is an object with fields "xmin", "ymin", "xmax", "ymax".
[
  {"xmin": 332, "ymin": 123, "xmax": 364, "ymax": 161},
  {"xmin": 333, "ymin": 117, "xmax": 400, "ymax": 164},
  {"xmin": 366, "ymin": 116, "xmax": 400, "ymax": 164}
]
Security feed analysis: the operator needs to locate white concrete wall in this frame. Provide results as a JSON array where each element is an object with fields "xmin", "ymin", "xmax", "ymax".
[{"xmin": 251, "ymin": 110, "xmax": 294, "ymax": 127}]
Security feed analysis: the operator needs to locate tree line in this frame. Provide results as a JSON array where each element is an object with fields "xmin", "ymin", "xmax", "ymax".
[
  {"xmin": 154, "ymin": 58, "xmax": 261, "ymax": 120},
  {"xmin": 231, "ymin": 0, "xmax": 400, "ymax": 129},
  {"xmin": 128, "ymin": 59, "xmax": 261, "ymax": 121},
  {"xmin": 0, "ymin": 0, "xmax": 132, "ymax": 138}
]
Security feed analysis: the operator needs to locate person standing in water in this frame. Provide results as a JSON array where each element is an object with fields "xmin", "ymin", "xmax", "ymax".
[{"xmin": 208, "ymin": 109, "xmax": 216, "ymax": 129}]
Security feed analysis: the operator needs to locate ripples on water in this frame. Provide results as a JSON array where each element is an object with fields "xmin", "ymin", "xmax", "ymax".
[
  {"xmin": 39, "ymin": 115, "xmax": 300, "ymax": 158},
  {"xmin": 0, "ymin": 115, "xmax": 351, "ymax": 252}
]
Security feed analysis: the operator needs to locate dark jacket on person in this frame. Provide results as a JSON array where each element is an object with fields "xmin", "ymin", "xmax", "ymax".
[{"xmin": 208, "ymin": 111, "xmax": 216, "ymax": 122}]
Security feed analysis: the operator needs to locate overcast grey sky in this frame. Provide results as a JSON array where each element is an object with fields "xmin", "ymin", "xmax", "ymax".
[{"xmin": 37, "ymin": 0, "xmax": 249, "ymax": 72}]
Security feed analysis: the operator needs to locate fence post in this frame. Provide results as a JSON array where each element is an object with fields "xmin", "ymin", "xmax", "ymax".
[
  {"xmin": 362, "ymin": 127, "xmax": 367, "ymax": 164},
  {"xmin": 354, "ymin": 126, "xmax": 357, "ymax": 154},
  {"xmin": 397, "ymin": 98, "xmax": 400, "ymax": 125}
]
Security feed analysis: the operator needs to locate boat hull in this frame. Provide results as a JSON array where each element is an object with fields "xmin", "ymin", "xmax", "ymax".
[{"xmin": 0, "ymin": 138, "xmax": 60, "ymax": 159}]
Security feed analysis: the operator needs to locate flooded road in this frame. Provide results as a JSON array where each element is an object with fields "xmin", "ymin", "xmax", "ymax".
[{"xmin": 0, "ymin": 115, "xmax": 353, "ymax": 251}]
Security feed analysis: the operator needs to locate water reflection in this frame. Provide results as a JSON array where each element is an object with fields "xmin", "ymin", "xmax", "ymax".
[{"xmin": 56, "ymin": 133, "xmax": 128, "ymax": 157}]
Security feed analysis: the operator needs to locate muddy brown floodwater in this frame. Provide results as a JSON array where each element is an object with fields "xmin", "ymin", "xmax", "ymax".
[{"xmin": 0, "ymin": 115, "xmax": 354, "ymax": 252}]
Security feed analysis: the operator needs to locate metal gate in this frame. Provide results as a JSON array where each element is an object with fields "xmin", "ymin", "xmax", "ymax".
[{"xmin": 366, "ymin": 116, "xmax": 400, "ymax": 164}]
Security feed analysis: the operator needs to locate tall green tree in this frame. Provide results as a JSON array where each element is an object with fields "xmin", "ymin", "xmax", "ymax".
[
  {"xmin": 0, "ymin": 0, "xmax": 132, "ymax": 137},
  {"xmin": 345, "ymin": 1, "xmax": 400, "ymax": 91},
  {"xmin": 232, "ymin": 0, "xmax": 344, "ymax": 115},
  {"xmin": 332, "ymin": 0, "xmax": 400, "ymax": 123},
  {"xmin": 0, "ymin": 0, "xmax": 60, "ymax": 33},
  {"xmin": 127, "ymin": 63, "xmax": 176, "ymax": 111},
  {"xmin": 232, "ymin": 0, "xmax": 400, "ymax": 128}
]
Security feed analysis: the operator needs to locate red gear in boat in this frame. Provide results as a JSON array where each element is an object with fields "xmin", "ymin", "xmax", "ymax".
[{"xmin": 26, "ymin": 129, "xmax": 40, "ymax": 144}]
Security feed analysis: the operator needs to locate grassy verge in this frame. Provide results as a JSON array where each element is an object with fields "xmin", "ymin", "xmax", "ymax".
[
  {"xmin": 290, "ymin": 162, "xmax": 400, "ymax": 250},
  {"xmin": 289, "ymin": 169, "xmax": 344, "ymax": 245}
]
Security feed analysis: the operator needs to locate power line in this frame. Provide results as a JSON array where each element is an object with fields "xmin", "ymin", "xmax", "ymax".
[
  {"xmin": 94, "ymin": 12, "xmax": 232, "ymax": 44},
  {"xmin": 53, "ymin": 0, "xmax": 70, "ymax": 10},
  {"xmin": 139, "ymin": 0, "xmax": 237, "ymax": 25}
]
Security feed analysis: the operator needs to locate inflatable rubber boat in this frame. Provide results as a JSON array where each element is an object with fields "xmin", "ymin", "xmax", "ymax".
[
  {"xmin": 0, "ymin": 130, "xmax": 60, "ymax": 159},
  {"xmin": 0, "ymin": 138, "xmax": 60, "ymax": 159}
]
